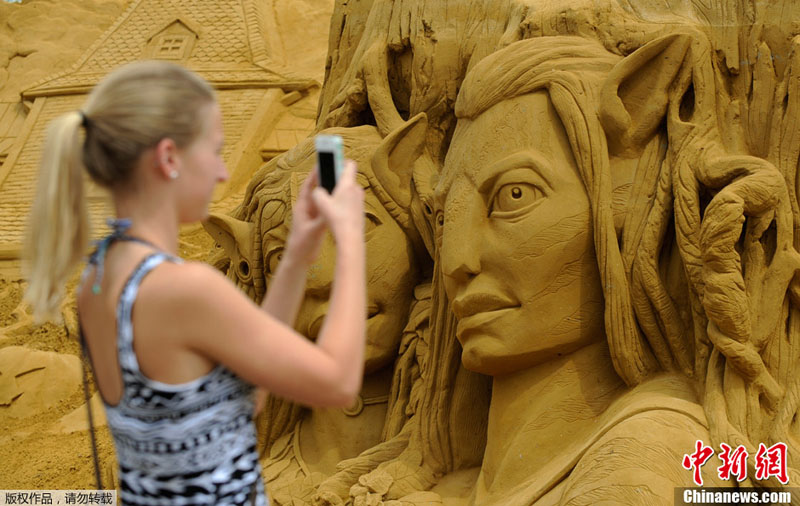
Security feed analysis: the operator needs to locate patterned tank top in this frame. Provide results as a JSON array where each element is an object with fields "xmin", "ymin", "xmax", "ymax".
[{"xmin": 88, "ymin": 253, "xmax": 268, "ymax": 505}]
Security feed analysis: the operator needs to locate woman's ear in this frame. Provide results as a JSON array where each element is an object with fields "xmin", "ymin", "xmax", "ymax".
[
  {"xmin": 371, "ymin": 113, "xmax": 428, "ymax": 209},
  {"xmin": 154, "ymin": 137, "xmax": 180, "ymax": 179},
  {"xmin": 599, "ymin": 33, "xmax": 693, "ymax": 158}
]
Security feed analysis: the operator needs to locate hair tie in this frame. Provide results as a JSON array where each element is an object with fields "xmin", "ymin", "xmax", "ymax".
[{"xmin": 79, "ymin": 111, "xmax": 90, "ymax": 129}]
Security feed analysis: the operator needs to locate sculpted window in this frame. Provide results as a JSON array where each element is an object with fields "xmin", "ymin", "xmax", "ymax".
[
  {"xmin": 144, "ymin": 19, "xmax": 199, "ymax": 61},
  {"xmin": 155, "ymin": 35, "xmax": 190, "ymax": 60}
]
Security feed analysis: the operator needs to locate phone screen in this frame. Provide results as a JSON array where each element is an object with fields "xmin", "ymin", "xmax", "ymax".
[{"xmin": 318, "ymin": 151, "xmax": 336, "ymax": 193}]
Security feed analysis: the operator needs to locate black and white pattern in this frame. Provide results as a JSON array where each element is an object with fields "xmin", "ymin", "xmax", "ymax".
[{"xmin": 99, "ymin": 253, "xmax": 267, "ymax": 505}]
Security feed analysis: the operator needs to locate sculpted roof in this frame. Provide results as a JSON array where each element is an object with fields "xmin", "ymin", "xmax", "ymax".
[{"xmin": 23, "ymin": 0, "xmax": 314, "ymax": 97}]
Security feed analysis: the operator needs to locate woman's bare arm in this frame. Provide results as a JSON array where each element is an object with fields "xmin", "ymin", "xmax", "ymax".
[
  {"xmin": 167, "ymin": 163, "xmax": 365, "ymax": 408},
  {"xmin": 260, "ymin": 169, "xmax": 327, "ymax": 326},
  {"xmin": 163, "ymin": 261, "xmax": 363, "ymax": 407}
]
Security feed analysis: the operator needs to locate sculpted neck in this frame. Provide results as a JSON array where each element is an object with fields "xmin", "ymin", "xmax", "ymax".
[
  {"xmin": 300, "ymin": 366, "xmax": 393, "ymax": 475},
  {"xmin": 481, "ymin": 340, "xmax": 626, "ymax": 492}
]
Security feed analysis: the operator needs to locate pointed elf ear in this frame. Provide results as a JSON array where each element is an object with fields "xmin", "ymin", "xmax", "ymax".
[
  {"xmin": 203, "ymin": 213, "xmax": 255, "ymax": 261},
  {"xmin": 599, "ymin": 33, "xmax": 692, "ymax": 157},
  {"xmin": 370, "ymin": 112, "xmax": 428, "ymax": 210}
]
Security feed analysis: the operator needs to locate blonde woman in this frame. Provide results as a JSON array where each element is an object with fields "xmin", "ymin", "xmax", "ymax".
[{"xmin": 24, "ymin": 60, "xmax": 367, "ymax": 505}]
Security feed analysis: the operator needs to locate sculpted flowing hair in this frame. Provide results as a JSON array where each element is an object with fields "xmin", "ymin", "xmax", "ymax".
[{"xmin": 24, "ymin": 60, "xmax": 215, "ymax": 320}]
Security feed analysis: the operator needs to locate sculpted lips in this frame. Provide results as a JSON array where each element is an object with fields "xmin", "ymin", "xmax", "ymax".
[
  {"xmin": 453, "ymin": 293, "xmax": 519, "ymax": 339},
  {"xmin": 452, "ymin": 293, "xmax": 519, "ymax": 320}
]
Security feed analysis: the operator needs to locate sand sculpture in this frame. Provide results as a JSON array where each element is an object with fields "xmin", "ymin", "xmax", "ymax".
[
  {"xmin": 2, "ymin": 0, "xmax": 800, "ymax": 503},
  {"xmin": 202, "ymin": 1, "xmax": 800, "ymax": 505},
  {"xmin": 434, "ymin": 35, "xmax": 744, "ymax": 504},
  {"xmin": 0, "ymin": 0, "xmax": 320, "ymax": 260}
]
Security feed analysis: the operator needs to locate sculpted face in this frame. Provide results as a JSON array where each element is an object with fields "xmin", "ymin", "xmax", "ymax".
[
  {"xmin": 437, "ymin": 91, "xmax": 605, "ymax": 376},
  {"xmin": 258, "ymin": 155, "xmax": 418, "ymax": 374}
]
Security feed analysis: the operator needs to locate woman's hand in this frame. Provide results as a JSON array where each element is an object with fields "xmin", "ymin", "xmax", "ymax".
[
  {"xmin": 253, "ymin": 387, "xmax": 267, "ymax": 416},
  {"xmin": 311, "ymin": 160, "xmax": 365, "ymax": 245},
  {"xmin": 283, "ymin": 169, "xmax": 328, "ymax": 268}
]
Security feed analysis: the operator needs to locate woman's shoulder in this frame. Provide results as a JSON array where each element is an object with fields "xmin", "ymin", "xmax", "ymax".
[
  {"xmin": 139, "ymin": 259, "xmax": 237, "ymax": 303},
  {"xmin": 135, "ymin": 259, "xmax": 252, "ymax": 335},
  {"xmin": 147, "ymin": 257, "xmax": 226, "ymax": 280}
]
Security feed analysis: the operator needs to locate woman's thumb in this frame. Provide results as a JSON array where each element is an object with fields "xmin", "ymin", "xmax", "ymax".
[{"xmin": 311, "ymin": 187, "xmax": 335, "ymax": 220}]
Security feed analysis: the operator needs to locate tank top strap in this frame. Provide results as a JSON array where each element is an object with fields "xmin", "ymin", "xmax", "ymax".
[{"xmin": 116, "ymin": 252, "xmax": 181, "ymax": 377}]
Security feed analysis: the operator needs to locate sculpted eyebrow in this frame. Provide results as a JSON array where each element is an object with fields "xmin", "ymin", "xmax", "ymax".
[
  {"xmin": 355, "ymin": 172, "xmax": 371, "ymax": 189},
  {"xmin": 477, "ymin": 151, "xmax": 554, "ymax": 194},
  {"xmin": 264, "ymin": 222, "xmax": 288, "ymax": 246}
]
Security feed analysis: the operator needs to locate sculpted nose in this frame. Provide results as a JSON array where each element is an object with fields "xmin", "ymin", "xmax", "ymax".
[{"xmin": 440, "ymin": 203, "xmax": 482, "ymax": 285}]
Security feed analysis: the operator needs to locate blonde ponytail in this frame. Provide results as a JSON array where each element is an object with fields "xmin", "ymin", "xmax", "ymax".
[
  {"xmin": 23, "ymin": 61, "xmax": 215, "ymax": 322},
  {"xmin": 24, "ymin": 111, "xmax": 88, "ymax": 321}
]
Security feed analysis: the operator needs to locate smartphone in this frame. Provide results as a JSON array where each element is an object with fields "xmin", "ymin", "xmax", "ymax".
[{"xmin": 315, "ymin": 134, "xmax": 345, "ymax": 193}]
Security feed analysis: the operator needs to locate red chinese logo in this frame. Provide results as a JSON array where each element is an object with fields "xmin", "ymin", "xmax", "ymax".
[
  {"xmin": 717, "ymin": 444, "xmax": 748, "ymax": 482},
  {"xmin": 683, "ymin": 441, "xmax": 790, "ymax": 486},
  {"xmin": 683, "ymin": 440, "xmax": 715, "ymax": 486},
  {"xmin": 754, "ymin": 442, "xmax": 789, "ymax": 484}
]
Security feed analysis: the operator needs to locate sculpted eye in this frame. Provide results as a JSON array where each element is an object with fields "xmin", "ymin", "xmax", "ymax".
[
  {"xmin": 490, "ymin": 183, "xmax": 543, "ymax": 215},
  {"xmin": 434, "ymin": 210, "xmax": 444, "ymax": 249},
  {"xmin": 236, "ymin": 256, "xmax": 253, "ymax": 283},
  {"xmin": 365, "ymin": 212, "xmax": 381, "ymax": 235},
  {"xmin": 266, "ymin": 247, "xmax": 284, "ymax": 274}
]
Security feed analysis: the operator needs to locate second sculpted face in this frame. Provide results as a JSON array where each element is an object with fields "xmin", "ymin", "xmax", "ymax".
[
  {"xmin": 259, "ymin": 157, "xmax": 418, "ymax": 375},
  {"xmin": 437, "ymin": 91, "xmax": 606, "ymax": 376}
]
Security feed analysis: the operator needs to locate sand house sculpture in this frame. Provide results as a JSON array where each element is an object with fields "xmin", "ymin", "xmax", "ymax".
[{"xmin": 0, "ymin": 0, "xmax": 317, "ymax": 260}]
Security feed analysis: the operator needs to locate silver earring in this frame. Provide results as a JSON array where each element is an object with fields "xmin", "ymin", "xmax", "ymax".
[{"xmin": 169, "ymin": 170, "xmax": 179, "ymax": 180}]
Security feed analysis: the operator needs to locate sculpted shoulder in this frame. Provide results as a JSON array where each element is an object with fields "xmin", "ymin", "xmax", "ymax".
[{"xmin": 560, "ymin": 404, "xmax": 732, "ymax": 504}]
